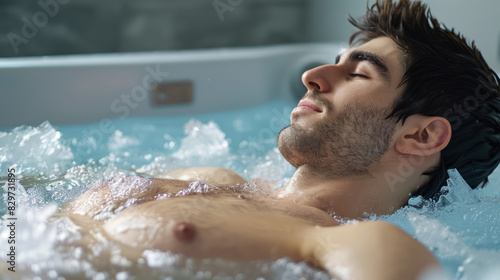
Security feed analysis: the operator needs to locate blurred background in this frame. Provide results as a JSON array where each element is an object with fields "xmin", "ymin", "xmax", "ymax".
[{"xmin": 1, "ymin": 0, "xmax": 499, "ymax": 71}]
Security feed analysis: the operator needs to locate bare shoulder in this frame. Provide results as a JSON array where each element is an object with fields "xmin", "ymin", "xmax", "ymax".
[
  {"xmin": 61, "ymin": 177, "xmax": 189, "ymax": 218},
  {"xmin": 62, "ymin": 166, "xmax": 245, "ymax": 218},
  {"xmin": 309, "ymin": 220, "xmax": 442, "ymax": 280},
  {"xmin": 154, "ymin": 167, "xmax": 246, "ymax": 186}
]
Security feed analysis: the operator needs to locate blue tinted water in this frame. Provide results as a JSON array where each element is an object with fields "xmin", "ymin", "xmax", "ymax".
[{"xmin": 0, "ymin": 100, "xmax": 499, "ymax": 279}]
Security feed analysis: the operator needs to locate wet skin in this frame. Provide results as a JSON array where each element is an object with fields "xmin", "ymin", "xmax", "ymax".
[
  {"xmin": 64, "ymin": 176, "xmax": 338, "ymax": 258},
  {"xmin": 62, "ymin": 174, "xmax": 440, "ymax": 280}
]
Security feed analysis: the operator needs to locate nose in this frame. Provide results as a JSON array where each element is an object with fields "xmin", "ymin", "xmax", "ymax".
[{"xmin": 301, "ymin": 65, "xmax": 335, "ymax": 93}]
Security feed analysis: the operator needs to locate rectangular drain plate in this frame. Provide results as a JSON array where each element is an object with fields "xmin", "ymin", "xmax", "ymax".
[{"xmin": 151, "ymin": 81, "xmax": 193, "ymax": 106}]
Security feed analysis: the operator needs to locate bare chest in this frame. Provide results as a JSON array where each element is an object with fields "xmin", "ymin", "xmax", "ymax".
[
  {"xmin": 112, "ymin": 182, "xmax": 339, "ymax": 230},
  {"xmin": 66, "ymin": 178, "xmax": 338, "ymax": 228}
]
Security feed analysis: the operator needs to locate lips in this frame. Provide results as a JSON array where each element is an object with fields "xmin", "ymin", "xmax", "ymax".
[{"xmin": 296, "ymin": 100, "xmax": 323, "ymax": 112}]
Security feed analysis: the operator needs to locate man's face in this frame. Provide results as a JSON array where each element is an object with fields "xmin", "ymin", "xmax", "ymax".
[{"xmin": 278, "ymin": 37, "xmax": 406, "ymax": 178}]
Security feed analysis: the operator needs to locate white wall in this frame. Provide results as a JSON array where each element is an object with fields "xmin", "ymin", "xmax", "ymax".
[{"xmin": 308, "ymin": 0, "xmax": 500, "ymax": 72}]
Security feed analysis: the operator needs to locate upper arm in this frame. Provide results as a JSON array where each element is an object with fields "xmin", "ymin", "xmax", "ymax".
[{"xmin": 311, "ymin": 221, "xmax": 442, "ymax": 280}]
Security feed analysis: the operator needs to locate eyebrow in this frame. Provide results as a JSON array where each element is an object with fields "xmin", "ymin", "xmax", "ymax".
[{"xmin": 335, "ymin": 50, "xmax": 391, "ymax": 85}]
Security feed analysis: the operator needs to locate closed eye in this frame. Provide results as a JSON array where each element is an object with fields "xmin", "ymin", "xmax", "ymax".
[{"xmin": 349, "ymin": 73, "xmax": 369, "ymax": 79}]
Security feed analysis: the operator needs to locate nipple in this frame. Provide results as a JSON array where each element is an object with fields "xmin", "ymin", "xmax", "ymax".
[{"xmin": 173, "ymin": 222, "xmax": 196, "ymax": 242}]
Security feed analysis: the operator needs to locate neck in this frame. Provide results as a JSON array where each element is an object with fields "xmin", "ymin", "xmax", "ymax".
[
  {"xmin": 276, "ymin": 157, "xmax": 425, "ymax": 219},
  {"xmin": 276, "ymin": 166, "xmax": 380, "ymax": 219}
]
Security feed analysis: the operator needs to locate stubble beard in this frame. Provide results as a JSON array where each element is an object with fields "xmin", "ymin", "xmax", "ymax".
[{"xmin": 277, "ymin": 102, "xmax": 397, "ymax": 179}]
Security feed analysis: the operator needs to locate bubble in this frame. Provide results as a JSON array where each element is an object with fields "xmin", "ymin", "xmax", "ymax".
[
  {"xmin": 105, "ymin": 175, "xmax": 153, "ymax": 200},
  {"xmin": 234, "ymin": 179, "xmax": 277, "ymax": 198},
  {"xmin": 174, "ymin": 120, "xmax": 229, "ymax": 160},
  {"xmin": 176, "ymin": 181, "xmax": 214, "ymax": 196},
  {"xmin": 0, "ymin": 121, "xmax": 74, "ymax": 177},
  {"xmin": 0, "ymin": 204, "xmax": 59, "ymax": 265},
  {"xmin": 379, "ymin": 169, "xmax": 500, "ymax": 278},
  {"xmin": 245, "ymin": 148, "xmax": 295, "ymax": 188},
  {"xmin": 107, "ymin": 130, "xmax": 140, "ymax": 152}
]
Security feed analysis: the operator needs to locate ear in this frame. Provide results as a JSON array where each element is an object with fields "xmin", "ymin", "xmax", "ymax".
[{"xmin": 395, "ymin": 116, "xmax": 452, "ymax": 156}]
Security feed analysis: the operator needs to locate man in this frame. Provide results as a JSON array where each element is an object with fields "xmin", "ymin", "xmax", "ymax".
[{"xmin": 64, "ymin": 0, "xmax": 500, "ymax": 279}]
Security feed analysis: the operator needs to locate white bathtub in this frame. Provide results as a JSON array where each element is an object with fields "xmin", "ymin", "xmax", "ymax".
[{"xmin": 0, "ymin": 43, "xmax": 345, "ymax": 127}]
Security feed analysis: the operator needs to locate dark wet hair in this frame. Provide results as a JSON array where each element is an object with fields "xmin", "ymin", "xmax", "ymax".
[{"xmin": 348, "ymin": 0, "xmax": 500, "ymax": 199}]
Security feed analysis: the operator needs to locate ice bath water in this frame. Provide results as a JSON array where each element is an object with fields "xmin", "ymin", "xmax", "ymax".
[{"xmin": 1, "ymin": 100, "xmax": 499, "ymax": 279}]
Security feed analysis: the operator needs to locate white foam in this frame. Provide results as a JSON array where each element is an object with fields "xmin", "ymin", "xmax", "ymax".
[
  {"xmin": 163, "ymin": 133, "xmax": 177, "ymax": 151},
  {"xmin": 175, "ymin": 181, "xmax": 215, "ymax": 196},
  {"xmin": 107, "ymin": 130, "xmax": 140, "ymax": 152},
  {"xmin": 379, "ymin": 169, "xmax": 500, "ymax": 279},
  {"xmin": 141, "ymin": 250, "xmax": 331, "ymax": 280},
  {"xmin": 0, "ymin": 204, "xmax": 59, "ymax": 264},
  {"xmin": 477, "ymin": 165, "xmax": 500, "ymax": 197},
  {"xmin": 244, "ymin": 148, "xmax": 295, "ymax": 189},
  {"xmin": 409, "ymin": 213, "xmax": 469, "ymax": 259},
  {"xmin": 0, "ymin": 121, "xmax": 73, "ymax": 176},
  {"xmin": 173, "ymin": 120, "xmax": 229, "ymax": 160},
  {"xmin": 134, "ymin": 120, "xmax": 234, "ymax": 176},
  {"xmin": 234, "ymin": 179, "xmax": 277, "ymax": 198},
  {"xmin": 435, "ymin": 169, "xmax": 481, "ymax": 206},
  {"xmin": 142, "ymin": 250, "xmax": 179, "ymax": 269},
  {"xmin": 105, "ymin": 175, "xmax": 153, "ymax": 200}
]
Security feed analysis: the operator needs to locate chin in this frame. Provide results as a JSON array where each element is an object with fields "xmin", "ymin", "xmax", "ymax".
[
  {"xmin": 277, "ymin": 126, "xmax": 301, "ymax": 168},
  {"xmin": 277, "ymin": 125, "xmax": 320, "ymax": 168},
  {"xmin": 290, "ymin": 117, "xmax": 317, "ymax": 131}
]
